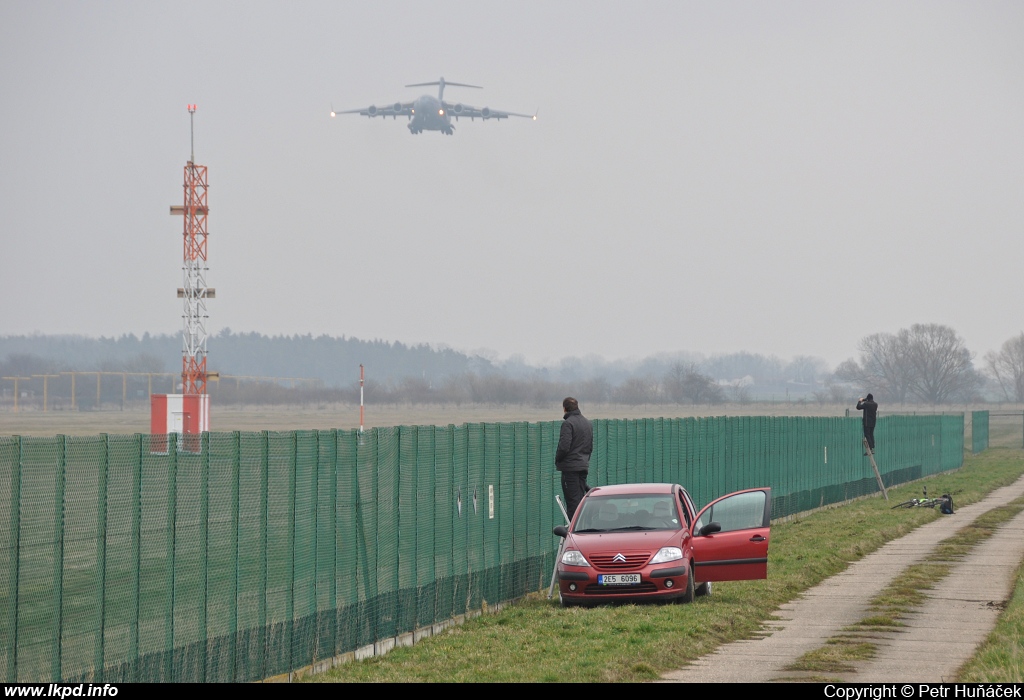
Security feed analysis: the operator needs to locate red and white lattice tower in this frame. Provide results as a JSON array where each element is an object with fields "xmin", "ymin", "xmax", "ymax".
[
  {"xmin": 179, "ymin": 104, "xmax": 210, "ymax": 395},
  {"xmin": 152, "ymin": 104, "xmax": 212, "ymax": 446}
]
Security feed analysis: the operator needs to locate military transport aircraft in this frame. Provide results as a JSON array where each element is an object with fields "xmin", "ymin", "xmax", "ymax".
[{"xmin": 330, "ymin": 76, "xmax": 536, "ymax": 135}]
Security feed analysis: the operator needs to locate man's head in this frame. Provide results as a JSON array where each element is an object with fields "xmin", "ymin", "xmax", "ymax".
[
  {"xmin": 866, "ymin": 393, "xmax": 874, "ymax": 401},
  {"xmin": 562, "ymin": 397, "xmax": 579, "ymax": 413}
]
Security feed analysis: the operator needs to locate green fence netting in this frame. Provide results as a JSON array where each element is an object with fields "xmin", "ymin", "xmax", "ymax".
[
  {"xmin": 972, "ymin": 411, "xmax": 990, "ymax": 454},
  {"xmin": 0, "ymin": 413, "xmax": 964, "ymax": 682}
]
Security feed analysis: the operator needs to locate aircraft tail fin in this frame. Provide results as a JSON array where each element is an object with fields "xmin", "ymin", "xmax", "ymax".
[{"xmin": 406, "ymin": 77, "xmax": 482, "ymax": 101}]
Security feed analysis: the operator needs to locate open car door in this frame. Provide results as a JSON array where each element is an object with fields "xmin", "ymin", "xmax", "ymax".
[{"xmin": 690, "ymin": 487, "xmax": 771, "ymax": 582}]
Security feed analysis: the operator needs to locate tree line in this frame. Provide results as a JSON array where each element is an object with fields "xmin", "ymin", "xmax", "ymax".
[{"xmin": 3, "ymin": 324, "xmax": 1024, "ymax": 408}]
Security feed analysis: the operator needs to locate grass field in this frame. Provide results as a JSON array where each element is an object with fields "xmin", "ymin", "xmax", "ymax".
[{"xmin": 2, "ymin": 402, "xmax": 1020, "ymax": 443}]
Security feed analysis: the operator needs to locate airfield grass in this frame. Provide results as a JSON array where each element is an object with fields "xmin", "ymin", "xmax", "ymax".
[
  {"xmin": 3, "ymin": 402, "xmax": 1019, "ymax": 441},
  {"xmin": 0, "ymin": 402, "xmax": 862, "ymax": 437},
  {"xmin": 306, "ymin": 449, "xmax": 1024, "ymax": 683}
]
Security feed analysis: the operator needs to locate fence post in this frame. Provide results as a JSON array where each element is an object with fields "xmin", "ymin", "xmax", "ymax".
[
  {"xmin": 11, "ymin": 436, "xmax": 22, "ymax": 682},
  {"xmin": 97, "ymin": 435, "xmax": 109, "ymax": 680},
  {"xmin": 231, "ymin": 431, "xmax": 240, "ymax": 681},
  {"xmin": 166, "ymin": 434, "xmax": 177, "ymax": 681},
  {"xmin": 55, "ymin": 435, "xmax": 66, "ymax": 681},
  {"xmin": 200, "ymin": 431, "xmax": 209, "ymax": 682},
  {"xmin": 259, "ymin": 431, "xmax": 268, "ymax": 681},
  {"xmin": 133, "ymin": 434, "xmax": 142, "ymax": 681}
]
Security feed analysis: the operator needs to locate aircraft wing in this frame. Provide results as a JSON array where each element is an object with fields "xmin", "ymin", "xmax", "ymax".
[
  {"xmin": 442, "ymin": 102, "xmax": 537, "ymax": 121},
  {"xmin": 331, "ymin": 101, "xmax": 414, "ymax": 119}
]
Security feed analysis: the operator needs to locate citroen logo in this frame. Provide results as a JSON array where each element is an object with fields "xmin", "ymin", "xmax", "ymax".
[{"xmin": 612, "ymin": 553, "xmax": 627, "ymax": 563}]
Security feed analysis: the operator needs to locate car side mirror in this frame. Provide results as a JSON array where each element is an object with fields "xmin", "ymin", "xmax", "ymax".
[
  {"xmin": 553, "ymin": 525, "xmax": 568, "ymax": 538},
  {"xmin": 698, "ymin": 522, "xmax": 722, "ymax": 537}
]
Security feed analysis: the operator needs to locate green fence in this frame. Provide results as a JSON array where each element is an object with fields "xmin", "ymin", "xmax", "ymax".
[
  {"xmin": 972, "ymin": 411, "xmax": 990, "ymax": 454},
  {"xmin": 0, "ymin": 414, "xmax": 963, "ymax": 682}
]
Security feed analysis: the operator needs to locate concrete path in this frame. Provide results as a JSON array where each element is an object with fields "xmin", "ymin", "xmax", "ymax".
[{"xmin": 659, "ymin": 476, "xmax": 1024, "ymax": 683}]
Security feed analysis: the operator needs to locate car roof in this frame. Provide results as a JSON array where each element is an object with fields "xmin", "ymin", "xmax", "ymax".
[{"xmin": 585, "ymin": 483, "xmax": 677, "ymax": 496}]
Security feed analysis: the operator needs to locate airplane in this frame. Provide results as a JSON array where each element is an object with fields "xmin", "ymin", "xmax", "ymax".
[{"xmin": 330, "ymin": 76, "xmax": 536, "ymax": 135}]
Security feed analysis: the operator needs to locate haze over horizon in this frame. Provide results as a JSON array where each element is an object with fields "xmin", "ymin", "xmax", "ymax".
[{"xmin": 2, "ymin": 1, "xmax": 1021, "ymax": 370}]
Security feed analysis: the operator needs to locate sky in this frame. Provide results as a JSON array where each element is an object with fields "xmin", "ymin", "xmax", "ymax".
[{"xmin": 1, "ymin": 1, "xmax": 1022, "ymax": 371}]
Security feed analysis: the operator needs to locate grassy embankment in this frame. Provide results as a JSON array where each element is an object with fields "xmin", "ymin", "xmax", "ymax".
[{"xmin": 306, "ymin": 448, "xmax": 1024, "ymax": 683}]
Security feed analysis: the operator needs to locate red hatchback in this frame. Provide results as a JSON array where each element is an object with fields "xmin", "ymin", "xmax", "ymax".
[{"xmin": 553, "ymin": 483, "xmax": 771, "ymax": 606}]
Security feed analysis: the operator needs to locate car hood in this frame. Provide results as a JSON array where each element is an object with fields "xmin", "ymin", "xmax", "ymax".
[{"xmin": 567, "ymin": 529, "xmax": 682, "ymax": 553}]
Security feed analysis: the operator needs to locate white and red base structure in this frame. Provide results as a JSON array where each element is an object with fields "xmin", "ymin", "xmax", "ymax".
[{"xmin": 150, "ymin": 393, "xmax": 209, "ymax": 453}]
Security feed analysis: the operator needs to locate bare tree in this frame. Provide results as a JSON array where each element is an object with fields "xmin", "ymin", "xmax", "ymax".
[
  {"xmin": 663, "ymin": 362, "xmax": 689, "ymax": 404},
  {"xmin": 812, "ymin": 381, "xmax": 851, "ymax": 405},
  {"xmin": 904, "ymin": 323, "xmax": 981, "ymax": 403},
  {"xmin": 985, "ymin": 332, "xmax": 1024, "ymax": 402},
  {"xmin": 834, "ymin": 332, "xmax": 914, "ymax": 403},
  {"xmin": 838, "ymin": 324, "xmax": 980, "ymax": 404},
  {"xmin": 785, "ymin": 355, "xmax": 828, "ymax": 386},
  {"xmin": 613, "ymin": 376, "xmax": 660, "ymax": 405},
  {"xmin": 663, "ymin": 362, "xmax": 725, "ymax": 404}
]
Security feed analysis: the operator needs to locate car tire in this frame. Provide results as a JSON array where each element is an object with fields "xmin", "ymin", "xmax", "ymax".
[
  {"xmin": 695, "ymin": 580, "xmax": 712, "ymax": 598},
  {"xmin": 678, "ymin": 563, "xmax": 695, "ymax": 604}
]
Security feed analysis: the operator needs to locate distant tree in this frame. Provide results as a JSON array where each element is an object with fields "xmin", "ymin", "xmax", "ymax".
[
  {"xmin": 784, "ymin": 355, "xmax": 828, "ymax": 386},
  {"xmin": 985, "ymin": 333, "xmax": 1024, "ymax": 403},
  {"xmin": 730, "ymin": 383, "xmax": 752, "ymax": 404},
  {"xmin": 0, "ymin": 353, "xmax": 58, "ymax": 376},
  {"xmin": 703, "ymin": 352, "xmax": 784, "ymax": 384},
  {"xmin": 839, "ymin": 324, "xmax": 981, "ymax": 404},
  {"xmin": 834, "ymin": 331, "xmax": 914, "ymax": 404},
  {"xmin": 613, "ymin": 377, "xmax": 660, "ymax": 405},
  {"xmin": 663, "ymin": 362, "xmax": 725, "ymax": 404},
  {"xmin": 903, "ymin": 323, "xmax": 982, "ymax": 403},
  {"xmin": 580, "ymin": 377, "xmax": 612, "ymax": 404},
  {"xmin": 663, "ymin": 362, "xmax": 690, "ymax": 404},
  {"xmin": 813, "ymin": 381, "xmax": 852, "ymax": 405},
  {"xmin": 399, "ymin": 376, "xmax": 434, "ymax": 404}
]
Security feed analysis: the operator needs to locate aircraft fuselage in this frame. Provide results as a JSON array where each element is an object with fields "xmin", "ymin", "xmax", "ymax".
[{"xmin": 409, "ymin": 95, "xmax": 453, "ymax": 135}]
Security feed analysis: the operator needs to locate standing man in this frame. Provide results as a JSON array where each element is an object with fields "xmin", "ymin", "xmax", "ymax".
[
  {"xmin": 556, "ymin": 397, "xmax": 593, "ymax": 521},
  {"xmin": 856, "ymin": 393, "xmax": 878, "ymax": 454}
]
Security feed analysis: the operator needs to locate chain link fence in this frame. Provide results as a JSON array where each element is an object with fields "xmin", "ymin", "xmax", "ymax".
[{"xmin": 0, "ymin": 413, "xmax": 963, "ymax": 682}]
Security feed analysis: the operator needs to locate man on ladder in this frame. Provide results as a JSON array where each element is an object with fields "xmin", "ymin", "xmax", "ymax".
[
  {"xmin": 857, "ymin": 393, "xmax": 887, "ymax": 501},
  {"xmin": 856, "ymin": 393, "xmax": 878, "ymax": 455}
]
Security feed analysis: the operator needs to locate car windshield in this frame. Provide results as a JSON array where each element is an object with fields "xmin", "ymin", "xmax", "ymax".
[{"xmin": 572, "ymin": 494, "xmax": 682, "ymax": 533}]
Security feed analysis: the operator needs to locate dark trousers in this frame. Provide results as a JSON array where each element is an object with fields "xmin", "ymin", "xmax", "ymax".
[
  {"xmin": 863, "ymin": 424, "xmax": 875, "ymax": 451},
  {"xmin": 560, "ymin": 470, "xmax": 590, "ymax": 522}
]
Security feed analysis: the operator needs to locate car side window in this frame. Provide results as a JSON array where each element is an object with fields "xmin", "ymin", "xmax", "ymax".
[
  {"xmin": 676, "ymin": 492, "xmax": 692, "ymax": 527},
  {"xmin": 703, "ymin": 491, "xmax": 767, "ymax": 533}
]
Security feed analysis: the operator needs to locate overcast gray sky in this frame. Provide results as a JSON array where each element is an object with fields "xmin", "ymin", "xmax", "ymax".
[{"xmin": 1, "ymin": 1, "xmax": 1021, "ymax": 369}]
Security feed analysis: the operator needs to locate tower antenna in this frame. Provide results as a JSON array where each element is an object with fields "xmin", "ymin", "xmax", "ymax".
[{"xmin": 189, "ymin": 103, "xmax": 196, "ymax": 163}]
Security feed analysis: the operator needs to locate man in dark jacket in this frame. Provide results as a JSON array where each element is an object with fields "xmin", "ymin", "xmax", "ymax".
[
  {"xmin": 556, "ymin": 397, "xmax": 593, "ymax": 520},
  {"xmin": 856, "ymin": 393, "xmax": 878, "ymax": 454}
]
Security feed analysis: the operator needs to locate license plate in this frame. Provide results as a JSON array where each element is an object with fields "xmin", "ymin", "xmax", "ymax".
[{"xmin": 597, "ymin": 573, "xmax": 640, "ymax": 585}]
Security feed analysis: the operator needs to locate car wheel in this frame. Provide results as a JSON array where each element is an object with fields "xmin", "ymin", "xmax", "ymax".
[
  {"xmin": 678, "ymin": 563, "xmax": 695, "ymax": 604},
  {"xmin": 695, "ymin": 580, "xmax": 712, "ymax": 598}
]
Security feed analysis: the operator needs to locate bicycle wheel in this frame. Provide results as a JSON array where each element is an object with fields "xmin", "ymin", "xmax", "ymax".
[{"xmin": 891, "ymin": 499, "xmax": 918, "ymax": 509}]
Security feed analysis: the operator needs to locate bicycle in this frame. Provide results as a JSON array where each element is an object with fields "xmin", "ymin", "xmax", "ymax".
[
  {"xmin": 890, "ymin": 487, "xmax": 956, "ymax": 512},
  {"xmin": 891, "ymin": 496, "xmax": 944, "ymax": 509}
]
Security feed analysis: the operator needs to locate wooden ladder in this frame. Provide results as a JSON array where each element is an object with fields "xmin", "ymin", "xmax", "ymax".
[{"xmin": 865, "ymin": 438, "xmax": 889, "ymax": 501}]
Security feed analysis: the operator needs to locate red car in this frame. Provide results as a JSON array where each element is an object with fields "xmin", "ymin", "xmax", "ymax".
[{"xmin": 553, "ymin": 482, "xmax": 771, "ymax": 606}]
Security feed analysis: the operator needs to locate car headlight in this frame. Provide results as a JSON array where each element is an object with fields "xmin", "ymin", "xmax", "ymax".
[
  {"xmin": 650, "ymin": 547, "xmax": 684, "ymax": 564},
  {"xmin": 561, "ymin": 549, "xmax": 591, "ymax": 567}
]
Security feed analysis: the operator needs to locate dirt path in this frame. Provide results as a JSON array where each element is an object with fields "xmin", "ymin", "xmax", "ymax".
[{"xmin": 659, "ymin": 475, "xmax": 1024, "ymax": 683}]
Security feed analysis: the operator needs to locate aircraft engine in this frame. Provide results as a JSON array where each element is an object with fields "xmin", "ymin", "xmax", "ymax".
[
  {"xmin": 480, "ymin": 107, "xmax": 491, "ymax": 118},
  {"xmin": 451, "ymin": 103, "xmax": 464, "ymax": 115},
  {"xmin": 367, "ymin": 105, "xmax": 378, "ymax": 116},
  {"xmin": 393, "ymin": 102, "xmax": 403, "ymax": 113}
]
